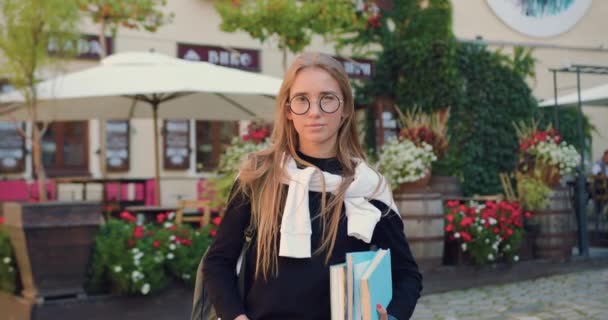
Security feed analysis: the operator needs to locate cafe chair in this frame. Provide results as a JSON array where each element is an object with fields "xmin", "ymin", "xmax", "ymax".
[{"xmin": 175, "ymin": 199, "xmax": 212, "ymax": 227}]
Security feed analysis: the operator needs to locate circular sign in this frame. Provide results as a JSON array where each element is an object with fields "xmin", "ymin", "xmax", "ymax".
[{"xmin": 487, "ymin": 0, "xmax": 592, "ymax": 38}]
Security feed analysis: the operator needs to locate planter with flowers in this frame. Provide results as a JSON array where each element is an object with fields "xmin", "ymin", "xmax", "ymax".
[
  {"xmin": 377, "ymin": 138, "xmax": 437, "ymax": 193},
  {"xmin": 87, "ymin": 211, "xmax": 220, "ymax": 296},
  {"xmin": 514, "ymin": 121, "xmax": 580, "ymax": 261},
  {"xmin": 0, "ymin": 216, "xmax": 18, "ymax": 294},
  {"xmin": 444, "ymin": 199, "xmax": 533, "ymax": 266}
]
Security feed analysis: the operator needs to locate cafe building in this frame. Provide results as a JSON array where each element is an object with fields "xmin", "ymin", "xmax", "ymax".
[{"xmin": 0, "ymin": 0, "xmax": 607, "ymax": 206}]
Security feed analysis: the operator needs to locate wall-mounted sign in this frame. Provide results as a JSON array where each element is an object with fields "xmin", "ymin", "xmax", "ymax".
[
  {"xmin": 48, "ymin": 34, "xmax": 114, "ymax": 60},
  {"xmin": 163, "ymin": 120, "xmax": 190, "ymax": 170},
  {"xmin": 333, "ymin": 56, "xmax": 375, "ymax": 80},
  {"xmin": 106, "ymin": 120, "xmax": 130, "ymax": 172},
  {"xmin": 177, "ymin": 43, "xmax": 261, "ymax": 72},
  {"xmin": 487, "ymin": 0, "xmax": 592, "ymax": 38}
]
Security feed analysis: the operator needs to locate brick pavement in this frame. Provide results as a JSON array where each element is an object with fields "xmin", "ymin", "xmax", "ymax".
[{"xmin": 412, "ymin": 268, "xmax": 608, "ymax": 320}]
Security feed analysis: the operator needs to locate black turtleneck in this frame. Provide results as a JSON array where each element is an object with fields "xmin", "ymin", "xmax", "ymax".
[{"xmin": 202, "ymin": 152, "xmax": 422, "ymax": 320}]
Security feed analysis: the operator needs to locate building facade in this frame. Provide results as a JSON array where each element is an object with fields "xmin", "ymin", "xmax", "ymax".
[{"xmin": 1, "ymin": 0, "xmax": 607, "ymax": 205}]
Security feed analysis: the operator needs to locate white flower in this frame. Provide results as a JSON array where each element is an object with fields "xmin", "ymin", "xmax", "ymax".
[
  {"xmin": 141, "ymin": 283, "xmax": 151, "ymax": 295},
  {"xmin": 477, "ymin": 226, "xmax": 483, "ymax": 232},
  {"xmin": 164, "ymin": 222, "xmax": 173, "ymax": 229},
  {"xmin": 488, "ymin": 254, "xmax": 494, "ymax": 261},
  {"xmin": 154, "ymin": 255, "xmax": 163, "ymax": 263},
  {"xmin": 131, "ymin": 270, "xmax": 144, "ymax": 282},
  {"xmin": 8, "ymin": 267, "xmax": 14, "ymax": 273},
  {"xmin": 182, "ymin": 273, "xmax": 191, "ymax": 280},
  {"xmin": 3, "ymin": 257, "xmax": 11, "ymax": 264},
  {"xmin": 134, "ymin": 252, "xmax": 144, "ymax": 260},
  {"xmin": 485, "ymin": 238, "xmax": 490, "ymax": 244},
  {"xmin": 134, "ymin": 259, "xmax": 141, "ymax": 266},
  {"xmin": 488, "ymin": 218, "xmax": 497, "ymax": 226},
  {"xmin": 169, "ymin": 243, "xmax": 176, "ymax": 251},
  {"xmin": 169, "ymin": 235, "xmax": 176, "ymax": 242},
  {"xmin": 167, "ymin": 211, "xmax": 176, "ymax": 220},
  {"xmin": 480, "ymin": 219, "xmax": 486, "ymax": 225},
  {"xmin": 131, "ymin": 248, "xmax": 140, "ymax": 254},
  {"xmin": 167, "ymin": 253, "xmax": 175, "ymax": 260},
  {"xmin": 113, "ymin": 265, "xmax": 122, "ymax": 273},
  {"xmin": 454, "ymin": 232, "xmax": 461, "ymax": 239},
  {"xmin": 513, "ymin": 255, "xmax": 520, "ymax": 262},
  {"xmin": 504, "ymin": 244, "xmax": 511, "ymax": 251},
  {"xmin": 461, "ymin": 243, "xmax": 467, "ymax": 252}
]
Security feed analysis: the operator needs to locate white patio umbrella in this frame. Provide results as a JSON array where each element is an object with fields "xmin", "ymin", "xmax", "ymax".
[
  {"xmin": 539, "ymin": 81, "xmax": 608, "ymax": 107},
  {"xmin": 0, "ymin": 51, "xmax": 282, "ymax": 204}
]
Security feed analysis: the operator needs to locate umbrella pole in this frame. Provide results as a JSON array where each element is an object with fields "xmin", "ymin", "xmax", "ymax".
[{"xmin": 152, "ymin": 102, "xmax": 161, "ymax": 206}]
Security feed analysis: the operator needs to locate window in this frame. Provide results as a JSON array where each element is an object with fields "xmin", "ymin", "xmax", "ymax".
[
  {"xmin": 0, "ymin": 122, "xmax": 25, "ymax": 174},
  {"xmin": 195, "ymin": 121, "xmax": 238, "ymax": 171},
  {"xmin": 106, "ymin": 120, "xmax": 130, "ymax": 172},
  {"xmin": 41, "ymin": 121, "xmax": 89, "ymax": 177}
]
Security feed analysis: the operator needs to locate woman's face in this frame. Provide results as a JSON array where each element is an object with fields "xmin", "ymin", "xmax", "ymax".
[{"xmin": 286, "ymin": 67, "xmax": 345, "ymax": 156}]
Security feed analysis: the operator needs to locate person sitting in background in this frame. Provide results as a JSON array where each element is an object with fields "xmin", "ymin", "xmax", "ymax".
[{"xmin": 592, "ymin": 150, "xmax": 608, "ymax": 178}]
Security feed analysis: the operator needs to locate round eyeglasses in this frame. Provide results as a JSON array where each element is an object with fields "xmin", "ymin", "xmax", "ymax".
[{"xmin": 287, "ymin": 93, "xmax": 342, "ymax": 115}]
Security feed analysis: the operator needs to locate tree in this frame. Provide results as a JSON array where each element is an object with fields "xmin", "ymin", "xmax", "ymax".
[
  {"xmin": 214, "ymin": 0, "xmax": 365, "ymax": 71},
  {"xmin": 0, "ymin": 0, "xmax": 81, "ymax": 200},
  {"xmin": 78, "ymin": 0, "xmax": 173, "ymax": 58}
]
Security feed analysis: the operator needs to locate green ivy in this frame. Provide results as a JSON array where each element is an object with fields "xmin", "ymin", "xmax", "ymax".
[{"xmin": 452, "ymin": 44, "xmax": 538, "ymax": 196}]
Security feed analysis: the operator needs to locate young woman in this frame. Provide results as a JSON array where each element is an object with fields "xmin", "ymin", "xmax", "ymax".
[{"xmin": 203, "ymin": 52, "xmax": 422, "ymax": 320}]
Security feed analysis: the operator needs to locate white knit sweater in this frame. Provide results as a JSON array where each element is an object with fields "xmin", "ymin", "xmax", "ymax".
[{"xmin": 278, "ymin": 155, "xmax": 399, "ymax": 258}]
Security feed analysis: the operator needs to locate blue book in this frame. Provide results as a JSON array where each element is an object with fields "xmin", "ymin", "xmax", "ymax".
[
  {"xmin": 346, "ymin": 251, "xmax": 378, "ymax": 320},
  {"xmin": 360, "ymin": 249, "xmax": 392, "ymax": 320}
]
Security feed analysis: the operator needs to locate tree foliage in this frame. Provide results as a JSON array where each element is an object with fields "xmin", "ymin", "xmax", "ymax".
[
  {"xmin": 214, "ymin": 0, "xmax": 366, "ymax": 70},
  {"xmin": 0, "ymin": 0, "xmax": 81, "ymax": 200},
  {"xmin": 78, "ymin": 0, "xmax": 173, "ymax": 57}
]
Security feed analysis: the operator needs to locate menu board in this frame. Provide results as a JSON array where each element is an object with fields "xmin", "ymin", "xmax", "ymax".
[
  {"xmin": 0, "ymin": 122, "xmax": 25, "ymax": 173},
  {"xmin": 163, "ymin": 120, "xmax": 190, "ymax": 170},
  {"xmin": 105, "ymin": 120, "xmax": 130, "ymax": 172}
]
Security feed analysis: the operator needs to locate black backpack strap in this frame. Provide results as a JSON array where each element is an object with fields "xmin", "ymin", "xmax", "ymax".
[{"xmin": 237, "ymin": 218, "xmax": 256, "ymax": 299}]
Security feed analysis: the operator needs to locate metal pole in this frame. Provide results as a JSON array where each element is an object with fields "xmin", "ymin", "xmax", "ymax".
[
  {"xmin": 152, "ymin": 102, "xmax": 161, "ymax": 206},
  {"xmin": 552, "ymin": 70, "xmax": 559, "ymax": 130},
  {"xmin": 575, "ymin": 68, "xmax": 589, "ymax": 257}
]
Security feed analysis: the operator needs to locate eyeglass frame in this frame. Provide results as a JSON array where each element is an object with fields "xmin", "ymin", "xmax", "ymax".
[{"xmin": 286, "ymin": 92, "xmax": 343, "ymax": 115}]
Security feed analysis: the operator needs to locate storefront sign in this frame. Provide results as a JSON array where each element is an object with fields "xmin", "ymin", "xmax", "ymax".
[
  {"xmin": 177, "ymin": 43, "xmax": 260, "ymax": 72},
  {"xmin": 48, "ymin": 34, "xmax": 114, "ymax": 60},
  {"xmin": 333, "ymin": 56, "xmax": 374, "ymax": 80}
]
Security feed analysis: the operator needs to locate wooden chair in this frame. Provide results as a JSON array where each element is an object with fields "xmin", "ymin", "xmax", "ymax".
[
  {"xmin": 499, "ymin": 172, "xmax": 517, "ymax": 202},
  {"xmin": 175, "ymin": 199, "xmax": 212, "ymax": 226}
]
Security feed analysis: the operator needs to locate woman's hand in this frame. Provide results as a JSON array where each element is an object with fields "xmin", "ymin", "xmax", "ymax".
[
  {"xmin": 234, "ymin": 315, "xmax": 249, "ymax": 320},
  {"xmin": 376, "ymin": 304, "xmax": 388, "ymax": 320}
]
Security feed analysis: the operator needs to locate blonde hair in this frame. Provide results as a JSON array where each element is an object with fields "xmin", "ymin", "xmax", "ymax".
[{"xmin": 233, "ymin": 52, "xmax": 367, "ymax": 280}]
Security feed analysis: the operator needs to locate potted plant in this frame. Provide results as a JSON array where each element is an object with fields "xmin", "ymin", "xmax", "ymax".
[
  {"xmin": 377, "ymin": 138, "xmax": 437, "ymax": 193},
  {"xmin": 513, "ymin": 120, "xmax": 580, "ymax": 261}
]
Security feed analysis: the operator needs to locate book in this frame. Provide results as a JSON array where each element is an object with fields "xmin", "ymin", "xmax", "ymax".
[
  {"xmin": 330, "ymin": 249, "xmax": 392, "ymax": 320},
  {"xmin": 346, "ymin": 251, "xmax": 378, "ymax": 320},
  {"xmin": 360, "ymin": 249, "xmax": 392, "ymax": 320},
  {"xmin": 329, "ymin": 263, "xmax": 346, "ymax": 320}
]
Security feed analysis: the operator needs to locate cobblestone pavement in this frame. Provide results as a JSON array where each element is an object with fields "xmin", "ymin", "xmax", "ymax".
[{"xmin": 412, "ymin": 268, "xmax": 608, "ymax": 320}]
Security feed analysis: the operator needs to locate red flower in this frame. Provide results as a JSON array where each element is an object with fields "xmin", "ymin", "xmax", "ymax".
[
  {"xmin": 445, "ymin": 224, "xmax": 454, "ymax": 232},
  {"xmin": 525, "ymin": 211, "xmax": 532, "ymax": 219},
  {"xmin": 493, "ymin": 228, "xmax": 500, "ymax": 234},
  {"xmin": 212, "ymin": 216, "xmax": 223, "ymax": 226},
  {"xmin": 120, "ymin": 211, "xmax": 137, "ymax": 222},
  {"xmin": 133, "ymin": 226, "xmax": 145, "ymax": 239},
  {"xmin": 167, "ymin": 225, "xmax": 178, "ymax": 231},
  {"xmin": 210, "ymin": 229, "xmax": 217, "ymax": 237},
  {"xmin": 461, "ymin": 231, "xmax": 472, "ymax": 242},
  {"xmin": 0, "ymin": 216, "xmax": 4, "ymax": 224},
  {"xmin": 506, "ymin": 228, "xmax": 513, "ymax": 236},
  {"xmin": 156, "ymin": 213, "xmax": 166, "ymax": 224},
  {"xmin": 445, "ymin": 214, "xmax": 454, "ymax": 223},
  {"xmin": 153, "ymin": 240, "xmax": 161, "ymax": 248},
  {"xmin": 460, "ymin": 217, "xmax": 473, "ymax": 227},
  {"xmin": 177, "ymin": 237, "xmax": 192, "ymax": 246}
]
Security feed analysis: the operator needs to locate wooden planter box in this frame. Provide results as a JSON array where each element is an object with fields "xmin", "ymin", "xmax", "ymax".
[
  {"xmin": 0, "ymin": 282, "xmax": 192, "ymax": 320},
  {"xmin": 2, "ymin": 201, "xmax": 103, "ymax": 302}
]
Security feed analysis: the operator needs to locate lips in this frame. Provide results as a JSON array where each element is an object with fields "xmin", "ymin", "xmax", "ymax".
[{"xmin": 305, "ymin": 123, "xmax": 325, "ymax": 128}]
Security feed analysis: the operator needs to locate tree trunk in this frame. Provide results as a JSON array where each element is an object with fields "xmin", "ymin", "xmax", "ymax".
[{"xmin": 29, "ymin": 88, "xmax": 48, "ymax": 202}]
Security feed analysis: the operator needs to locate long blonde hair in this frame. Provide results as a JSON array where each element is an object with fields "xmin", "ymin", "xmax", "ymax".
[{"xmin": 233, "ymin": 52, "xmax": 366, "ymax": 280}]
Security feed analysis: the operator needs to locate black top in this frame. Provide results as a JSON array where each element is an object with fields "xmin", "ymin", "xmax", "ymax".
[{"xmin": 202, "ymin": 151, "xmax": 422, "ymax": 320}]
